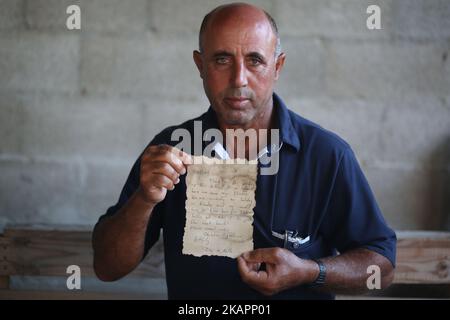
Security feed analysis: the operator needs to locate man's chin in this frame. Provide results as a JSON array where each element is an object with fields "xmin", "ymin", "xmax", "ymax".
[
  {"xmin": 213, "ymin": 103, "xmax": 254, "ymax": 126},
  {"xmin": 222, "ymin": 112, "xmax": 253, "ymax": 126}
]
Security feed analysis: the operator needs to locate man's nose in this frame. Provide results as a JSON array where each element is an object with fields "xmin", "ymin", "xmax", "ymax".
[{"xmin": 231, "ymin": 61, "xmax": 248, "ymax": 88}]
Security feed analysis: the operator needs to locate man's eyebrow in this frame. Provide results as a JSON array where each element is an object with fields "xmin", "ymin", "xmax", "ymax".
[
  {"xmin": 211, "ymin": 50, "xmax": 268, "ymax": 62},
  {"xmin": 212, "ymin": 51, "xmax": 233, "ymax": 57},
  {"xmin": 247, "ymin": 52, "xmax": 266, "ymax": 61}
]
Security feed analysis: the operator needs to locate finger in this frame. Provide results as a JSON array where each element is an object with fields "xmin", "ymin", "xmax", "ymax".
[
  {"xmin": 147, "ymin": 145, "xmax": 193, "ymax": 171},
  {"xmin": 152, "ymin": 173, "xmax": 175, "ymax": 191},
  {"xmin": 249, "ymin": 262, "xmax": 261, "ymax": 272},
  {"xmin": 149, "ymin": 145, "xmax": 186, "ymax": 159},
  {"xmin": 151, "ymin": 162, "xmax": 180, "ymax": 184},
  {"xmin": 238, "ymin": 256, "xmax": 269, "ymax": 286},
  {"xmin": 150, "ymin": 148, "xmax": 187, "ymax": 175},
  {"xmin": 170, "ymin": 147, "xmax": 193, "ymax": 166},
  {"xmin": 147, "ymin": 144, "xmax": 179, "ymax": 159},
  {"xmin": 242, "ymin": 248, "xmax": 282, "ymax": 264},
  {"xmin": 237, "ymin": 256, "xmax": 257, "ymax": 279},
  {"xmin": 156, "ymin": 145, "xmax": 193, "ymax": 166}
]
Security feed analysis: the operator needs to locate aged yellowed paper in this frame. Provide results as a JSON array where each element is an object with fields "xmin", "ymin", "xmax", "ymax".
[{"xmin": 182, "ymin": 156, "xmax": 257, "ymax": 258}]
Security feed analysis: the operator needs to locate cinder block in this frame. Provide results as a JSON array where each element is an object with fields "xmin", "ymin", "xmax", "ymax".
[
  {"xmin": 283, "ymin": 97, "xmax": 386, "ymax": 163},
  {"xmin": 0, "ymin": 32, "xmax": 80, "ymax": 93},
  {"xmin": 0, "ymin": 0, "xmax": 24, "ymax": 30},
  {"xmin": 324, "ymin": 41, "xmax": 450, "ymax": 99},
  {"xmin": 25, "ymin": 0, "xmax": 148, "ymax": 33},
  {"xmin": 391, "ymin": 0, "xmax": 450, "ymax": 40},
  {"xmin": 0, "ymin": 91, "xmax": 150, "ymax": 159},
  {"xmin": 0, "ymin": 160, "xmax": 83, "ymax": 225},
  {"xmin": 0, "ymin": 90, "xmax": 26, "ymax": 155},
  {"xmin": 79, "ymin": 162, "xmax": 133, "ymax": 222},
  {"xmin": 284, "ymin": 96, "xmax": 450, "ymax": 168},
  {"xmin": 25, "ymin": 0, "xmax": 81, "ymax": 30},
  {"xmin": 364, "ymin": 166, "xmax": 450, "ymax": 230},
  {"xmin": 275, "ymin": 38, "xmax": 326, "ymax": 99},
  {"xmin": 0, "ymin": 91, "xmax": 212, "ymax": 161},
  {"xmin": 141, "ymin": 97, "xmax": 210, "ymax": 144},
  {"xmin": 376, "ymin": 96, "xmax": 450, "ymax": 166},
  {"xmin": 273, "ymin": 0, "xmax": 393, "ymax": 39},
  {"xmin": 80, "ymin": 33, "xmax": 203, "ymax": 100},
  {"xmin": 148, "ymin": 0, "xmax": 273, "ymax": 36},
  {"xmin": 82, "ymin": 0, "xmax": 148, "ymax": 33}
]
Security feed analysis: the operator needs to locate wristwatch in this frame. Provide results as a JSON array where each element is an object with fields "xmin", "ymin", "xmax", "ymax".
[{"xmin": 311, "ymin": 259, "xmax": 326, "ymax": 286}]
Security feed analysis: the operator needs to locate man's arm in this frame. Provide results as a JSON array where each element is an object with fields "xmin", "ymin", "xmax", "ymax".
[
  {"xmin": 92, "ymin": 189, "xmax": 155, "ymax": 281},
  {"xmin": 92, "ymin": 145, "xmax": 191, "ymax": 281},
  {"xmin": 313, "ymin": 248, "xmax": 394, "ymax": 295},
  {"xmin": 237, "ymin": 247, "xmax": 394, "ymax": 296}
]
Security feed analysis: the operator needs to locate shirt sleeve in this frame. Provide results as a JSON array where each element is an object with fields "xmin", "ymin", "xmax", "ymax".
[
  {"xmin": 94, "ymin": 137, "xmax": 166, "ymax": 260},
  {"xmin": 320, "ymin": 147, "xmax": 397, "ymax": 267}
]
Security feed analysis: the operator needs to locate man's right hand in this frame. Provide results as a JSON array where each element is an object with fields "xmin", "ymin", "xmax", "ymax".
[{"xmin": 137, "ymin": 144, "xmax": 193, "ymax": 205}]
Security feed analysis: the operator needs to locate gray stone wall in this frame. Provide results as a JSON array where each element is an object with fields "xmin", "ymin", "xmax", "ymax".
[{"xmin": 0, "ymin": 0, "xmax": 449, "ymax": 232}]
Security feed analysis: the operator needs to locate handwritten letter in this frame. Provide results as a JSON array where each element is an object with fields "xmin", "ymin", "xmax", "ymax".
[{"xmin": 182, "ymin": 156, "xmax": 257, "ymax": 258}]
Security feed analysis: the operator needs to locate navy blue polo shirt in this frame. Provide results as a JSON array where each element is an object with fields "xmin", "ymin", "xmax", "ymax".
[{"xmin": 97, "ymin": 93, "xmax": 396, "ymax": 300}]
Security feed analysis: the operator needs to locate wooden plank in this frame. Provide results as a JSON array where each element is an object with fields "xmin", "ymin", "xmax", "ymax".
[
  {"xmin": 394, "ymin": 234, "xmax": 450, "ymax": 284},
  {"xmin": 1, "ymin": 228, "xmax": 165, "ymax": 278},
  {"xmin": 0, "ymin": 276, "xmax": 9, "ymax": 289},
  {"xmin": 2, "ymin": 226, "xmax": 450, "ymax": 284},
  {"xmin": 0, "ymin": 236, "xmax": 14, "ymax": 277},
  {"xmin": 0, "ymin": 289, "xmax": 165, "ymax": 300}
]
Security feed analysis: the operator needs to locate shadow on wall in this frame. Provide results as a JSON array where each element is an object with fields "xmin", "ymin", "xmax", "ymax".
[{"xmin": 424, "ymin": 136, "xmax": 450, "ymax": 231}]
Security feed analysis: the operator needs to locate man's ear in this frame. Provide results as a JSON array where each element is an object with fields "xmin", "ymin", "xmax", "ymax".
[
  {"xmin": 193, "ymin": 50, "xmax": 204, "ymax": 79},
  {"xmin": 274, "ymin": 52, "xmax": 286, "ymax": 81}
]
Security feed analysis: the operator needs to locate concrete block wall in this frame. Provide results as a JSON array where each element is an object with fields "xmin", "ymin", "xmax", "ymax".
[{"xmin": 0, "ymin": 0, "xmax": 449, "ymax": 231}]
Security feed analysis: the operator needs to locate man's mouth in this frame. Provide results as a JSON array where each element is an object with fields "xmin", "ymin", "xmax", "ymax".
[{"xmin": 224, "ymin": 97, "xmax": 250, "ymax": 109}]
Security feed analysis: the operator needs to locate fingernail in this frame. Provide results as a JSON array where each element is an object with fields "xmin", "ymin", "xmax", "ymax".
[
  {"xmin": 175, "ymin": 178, "xmax": 180, "ymax": 184},
  {"xmin": 181, "ymin": 167, "xmax": 186, "ymax": 175}
]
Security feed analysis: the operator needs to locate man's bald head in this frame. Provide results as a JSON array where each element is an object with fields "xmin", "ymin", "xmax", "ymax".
[
  {"xmin": 198, "ymin": 3, "xmax": 281, "ymax": 57},
  {"xmin": 193, "ymin": 2, "xmax": 286, "ymax": 128}
]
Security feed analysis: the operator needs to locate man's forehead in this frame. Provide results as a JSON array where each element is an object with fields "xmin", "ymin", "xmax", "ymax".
[{"xmin": 203, "ymin": 19, "xmax": 275, "ymax": 55}]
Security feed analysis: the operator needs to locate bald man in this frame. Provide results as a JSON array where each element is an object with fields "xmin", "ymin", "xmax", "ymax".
[{"xmin": 93, "ymin": 3, "xmax": 396, "ymax": 299}]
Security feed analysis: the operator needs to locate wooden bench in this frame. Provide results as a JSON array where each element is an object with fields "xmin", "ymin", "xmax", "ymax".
[
  {"xmin": 1, "ymin": 226, "xmax": 449, "ymax": 299},
  {"xmin": 0, "ymin": 225, "xmax": 166, "ymax": 299}
]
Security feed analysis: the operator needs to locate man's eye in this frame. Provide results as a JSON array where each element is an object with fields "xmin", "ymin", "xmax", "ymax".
[
  {"xmin": 216, "ymin": 57, "xmax": 228, "ymax": 64},
  {"xmin": 249, "ymin": 58, "xmax": 262, "ymax": 66}
]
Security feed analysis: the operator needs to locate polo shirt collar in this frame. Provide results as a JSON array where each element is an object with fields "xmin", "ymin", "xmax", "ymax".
[{"xmin": 273, "ymin": 92, "xmax": 301, "ymax": 152}]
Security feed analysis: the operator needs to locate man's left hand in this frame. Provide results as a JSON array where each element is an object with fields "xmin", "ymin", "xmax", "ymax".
[{"xmin": 237, "ymin": 247, "xmax": 319, "ymax": 296}]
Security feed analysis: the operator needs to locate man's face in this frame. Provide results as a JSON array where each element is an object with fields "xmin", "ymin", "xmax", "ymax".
[{"xmin": 194, "ymin": 13, "xmax": 285, "ymax": 127}]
